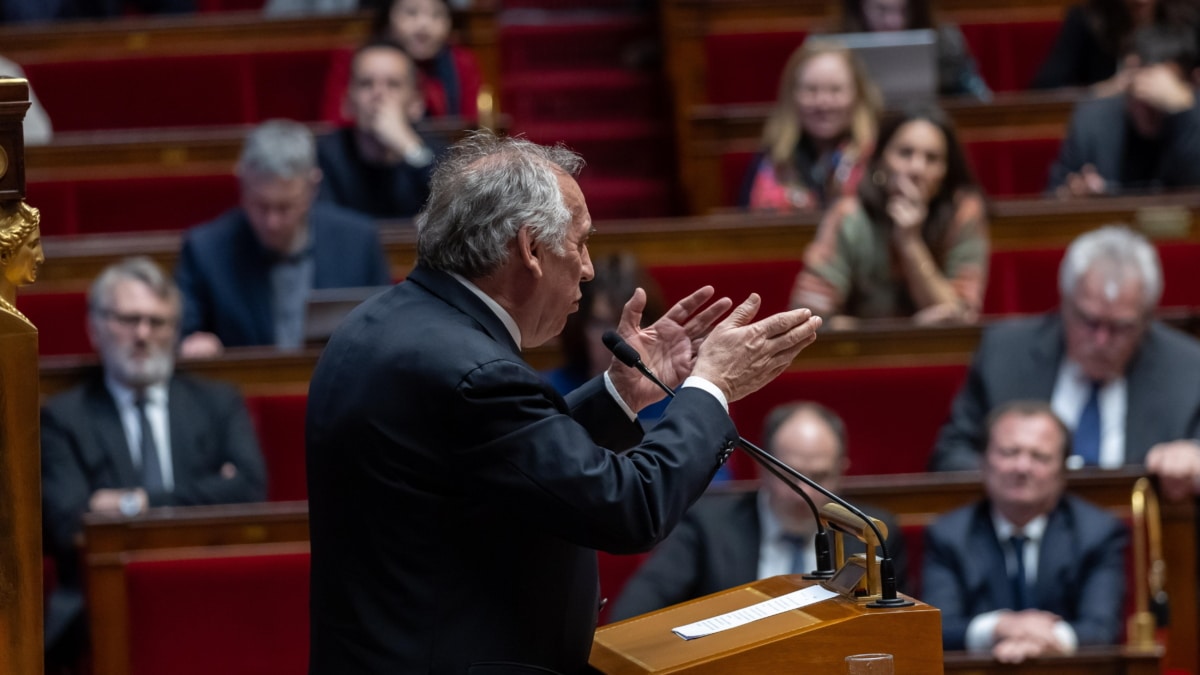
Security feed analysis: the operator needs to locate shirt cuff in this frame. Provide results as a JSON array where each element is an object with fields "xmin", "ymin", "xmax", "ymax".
[
  {"xmin": 1053, "ymin": 621, "xmax": 1078, "ymax": 653},
  {"xmin": 965, "ymin": 610, "xmax": 1003, "ymax": 651},
  {"xmin": 603, "ymin": 371, "xmax": 638, "ymax": 422},
  {"xmin": 681, "ymin": 376, "xmax": 728, "ymax": 413}
]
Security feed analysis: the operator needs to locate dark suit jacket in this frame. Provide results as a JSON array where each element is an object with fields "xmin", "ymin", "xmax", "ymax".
[
  {"xmin": 922, "ymin": 495, "xmax": 1128, "ymax": 650},
  {"xmin": 306, "ymin": 263, "xmax": 739, "ymax": 675},
  {"xmin": 175, "ymin": 203, "xmax": 392, "ymax": 347},
  {"xmin": 315, "ymin": 127, "xmax": 445, "ymax": 220},
  {"xmin": 1046, "ymin": 94, "xmax": 1200, "ymax": 193},
  {"xmin": 929, "ymin": 313, "xmax": 1200, "ymax": 471},
  {"xmin": 41, "ymin": 372, "xmax": 268, "ymax": 561},
  {"xmin": 608, "ymin": 490, "xmax": 908, "ymax": 621}
]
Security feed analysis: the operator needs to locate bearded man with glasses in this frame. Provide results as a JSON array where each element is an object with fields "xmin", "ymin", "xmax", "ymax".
[{"xmin": 40, "ymin": 256, "xmax": 267, "ymax": 670}]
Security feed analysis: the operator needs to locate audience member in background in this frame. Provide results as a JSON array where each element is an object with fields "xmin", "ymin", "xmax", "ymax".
[
  {"xmin": 546, "ymin": 253, "xmax": 664, "ymax": 395},
  {"xmin": 837, "ymin": 0, "xmax": 991, "ymax": 100},
  {"xmin": 609, "ymin": 402, "xmax": 906, "ymax": 621},
  {"xmin": 929, "ymin": 226, "xmax": 1200, "ymax": 502},
  {"xmin": 41, "ymin": 257, "xmax": 267, "ymax": 671},
  {"xmin": 1, "ymin": 0, "xmax": 192, "ymax": 22},
  {"xmin": 373, "ymin": 0, "xmax": 482, "ymax": 120},
  {"xmin": 923, "ymin": 401, "xmax": 1127, "ymax": 662},
  {"xmin": 317, "ymin": 39, "xmax": 445, "ymax": 219},
  {"xmin": 0, "ymin": 55, "xmax": 52, "ymax": 145},
  {"xmin": 1032, "ymin": 0, "xmax": 1197, "ymax": 91},
  {"xmin": 791, "ymin": 105, "xmax": 988, "ymax": 328},
  {"xmin": 740, "ymin": 43, "xmax": 881, "ymax": 213},
  {"xmin": 1048, "ymin": 24, "xmax": 1200, "ymax": 198},
  {"xmin": 176, "ymin": 120, "xmax": 391, "ymax": 357}
]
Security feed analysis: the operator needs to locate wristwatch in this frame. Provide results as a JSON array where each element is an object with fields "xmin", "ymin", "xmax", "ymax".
[{"xmin": 118, "ymin": 491, "xmax": 142, "ymax": 517}]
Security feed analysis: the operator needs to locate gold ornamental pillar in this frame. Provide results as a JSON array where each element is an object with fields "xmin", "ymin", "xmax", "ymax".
[{"xmin": 0, "ymin": 76, "xmax": 43, "ymax": 675}]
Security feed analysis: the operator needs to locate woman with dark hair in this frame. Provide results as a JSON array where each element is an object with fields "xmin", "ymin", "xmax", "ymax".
[
  {"xmin": 838, "ymin": 0, "xmax": 991, "ymax": 100},
  {"xmin": 791, "ymin": 106, "xmax": 989, "ymax": 327},
  {"xmin": 372, "ymin": 0, "xmax": 483, "ymax": 119},
  {"xmin": 1033, "ymin": 0, "xmax": 1199, "ymax": 91}
]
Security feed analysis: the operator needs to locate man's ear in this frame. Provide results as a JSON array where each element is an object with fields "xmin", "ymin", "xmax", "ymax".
[{"xmin": 516, "ymin": 226, "xmax": 543, "ymax": 278}]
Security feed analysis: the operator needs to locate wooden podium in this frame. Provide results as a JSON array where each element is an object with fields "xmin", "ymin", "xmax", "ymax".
[{"xmin": 590, "ymin": 575, "xmax": 942, "ymax": 674}]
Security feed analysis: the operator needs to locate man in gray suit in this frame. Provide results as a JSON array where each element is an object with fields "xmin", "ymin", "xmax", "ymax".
[
  {"xmin": 929, "ymin": 225, "xmax": 1200, "ymax": 503},
  {"xmin": 41, "ymin": 257, "xmax": 267, "ymax": 667}
]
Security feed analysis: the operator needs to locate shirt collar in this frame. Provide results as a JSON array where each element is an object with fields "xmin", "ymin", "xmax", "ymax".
[
  {"xmin": 447, "ymin": 271, "xmax": 523, "ymax": 349},
  {"xmin": 991, "ymin": 508, "xmax": 1049, "ymax": 542},
  {"xmin": 104, "ymin": 374, "xmax": 169, "ymax": 408}
]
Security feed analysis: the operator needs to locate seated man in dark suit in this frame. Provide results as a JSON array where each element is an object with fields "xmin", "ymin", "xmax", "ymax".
[
  {"xmin": 1048, "ymin": 24, "xmax": 1200, "ymax": 198},
  {"xmin": 316, "ymin": 39, "xmax": 445, "ymax": 220},
  {"xmin": 609, "ymin": 402, "xmax": 906, "ymax": 621},
  {"xmin": 176, "ymin": 119, "xmax": 392, "ymax": 357},
  {"xmin": 929, "ymin": 225, "xmax": 1200, "ymax": 503},
  {"xmin": 923, "ymin": 401, "xmax": 1127, "ymax": 663},
  {"xmin": 41, "ymin": 257, "xmax": 267, "ymax": 668}
]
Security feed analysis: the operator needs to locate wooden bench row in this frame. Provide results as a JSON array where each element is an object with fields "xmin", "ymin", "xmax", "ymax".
[{"xmin": 79, "ymin": 469, "xmax": 1196, "ymax": 675}]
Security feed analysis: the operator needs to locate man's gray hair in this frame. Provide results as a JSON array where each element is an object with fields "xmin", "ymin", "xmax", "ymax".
[
  {"xmin": 88, "ymin": 256, "xmax": 181, "ymax": 319},
  {"xmin": 416, "ymin": 130, "xmax": 585, "ymax": 279},
  {"xmin": 1058, "ymin": 225, "xmax": 1162, "ymax": 309},
  {"xmin": 236, "ymin": 119, "xmax": 317, "ymax": 180}
]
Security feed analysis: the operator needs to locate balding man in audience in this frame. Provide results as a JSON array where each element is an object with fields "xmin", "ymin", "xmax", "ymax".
[
  {"xmin": 316, "ymin": 39, "xmax": 445, "ymax": 220},
  {"xmin": 923, "ymin": 401, "xmax": 1127, "ymax": 663},
  {"xmin": 609, "ymin": 402, "xmax": 906, "ymax": 621},
  {"xmin": 41, "ymin": 257, "xmax": 266, "ymax": 670},
  {"xmin": 176, "ymin": 119, "xmax": 392, "ymax": 357},
  {"xmin": 930, "ymin": 225, "xmax": 1200, "ymax": 502}
]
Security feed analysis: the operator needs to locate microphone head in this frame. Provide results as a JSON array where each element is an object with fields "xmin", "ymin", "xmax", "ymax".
[{"xmin": 602, "ymin": 330, "xmax": 643, "ymax": 368}]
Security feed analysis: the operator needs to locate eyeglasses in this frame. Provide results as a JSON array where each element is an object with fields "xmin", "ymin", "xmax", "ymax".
[
  {"xmin": 1065, "ymin": 302, "xmax": 1144, "ymax": 339},
  {"xmin": 99, "ymin": 310, "xmax": 175, "ymax": 331}
]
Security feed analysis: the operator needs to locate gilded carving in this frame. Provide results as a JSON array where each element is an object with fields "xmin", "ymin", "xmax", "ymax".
[{"xmin": 0, "ymin": 201, "xmax": 42, "ymax": 328}]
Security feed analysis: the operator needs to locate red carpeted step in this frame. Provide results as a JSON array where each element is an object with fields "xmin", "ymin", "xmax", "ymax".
[
  {"xmin": 500, "ymin": 17, "xmax": 655, "ymax": 74},
  {"xmin": 575, "ymin": 177, "xmax": 675, "ymax": 220},
  {"xmin": 502, "ymin": 69, "xmax": 665, "ymax": 125}
]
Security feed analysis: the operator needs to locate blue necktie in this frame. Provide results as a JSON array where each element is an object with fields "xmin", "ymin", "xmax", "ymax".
[
  {"xmin": 1010, "ymin": 535, "xmax": 1030, "ymax": 611},
  {"xmin": 136, "ymin": 397, "xmax": 165, "ymax": 493},
  {"xmin": 1074, "ymin": 382, "xmax": 1102, "ymax": 466},
  {"xmin": 782, "ymin": 534, "xmax": 807, "ymax": 575}
]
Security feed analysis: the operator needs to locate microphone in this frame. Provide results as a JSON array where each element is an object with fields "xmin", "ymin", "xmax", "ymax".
[
  {"xmin": 603, "ymin": 330, "xmax": 835, "ymax": 581},
  {"xmin": 604, "ymin": 331, "xmax": 911, "ymax": 605}
]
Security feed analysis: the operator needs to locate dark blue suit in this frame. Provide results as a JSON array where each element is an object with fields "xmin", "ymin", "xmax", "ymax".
[
  {"xmin": 921, "ymin": 495, "xmax": 1128, "ymax": 651},
  {"xmin": 306, "ymin": 263, "xmax": 739, "ymax": 674},
  {"xmin": 175, "ymin": 203, "xmax": 391, "ymax": 348}
]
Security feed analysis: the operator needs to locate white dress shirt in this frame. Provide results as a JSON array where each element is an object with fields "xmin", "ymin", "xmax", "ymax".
[
  {"xmin": 1051, "ymin": 359, "xmax": 1127, "ymax": 469},
  {"xmin": 757, "ymin": 491, "xmax": 818, "ymax": 579},
  {"xmin": 105, "ymin": 377, "xmax": 175, "ymax": 492}
]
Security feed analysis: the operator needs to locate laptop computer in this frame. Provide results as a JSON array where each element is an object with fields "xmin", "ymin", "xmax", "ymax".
[{"xmin": 805, "ymin": 29, "xmax": 938, "ymax": 106}]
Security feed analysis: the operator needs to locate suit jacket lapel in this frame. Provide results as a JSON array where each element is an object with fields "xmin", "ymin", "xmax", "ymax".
[
  {"xmin": 234, "ymin": 214, "xmax": 277, "ymax": 345},
  {"xmin": 85, "ymin": 378, "xmax": 140, "ymax": 486},
  {"xmin": 969, "ymin": 505, "xmax": 1013, "ymax": 612},
  {"xmin": 407, "ymin": 263, "xmax": 521, "ymax": 355},
  {"xmin": 1123, "ymin": 323, "xmax": 1165, "ymax": 464},
  {"xmin": 166, "ymin": 378, "xmax": 192, "ymax": 488},
  {"xmin": 1035, "ymin": 500, "xmax": 1073, "ymax": 612},
  {"xmin": 1029, "ymin": 314, "xmax": 1066, "ymax": 397}
]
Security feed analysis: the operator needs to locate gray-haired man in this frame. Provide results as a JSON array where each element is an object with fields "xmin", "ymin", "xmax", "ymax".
[{"xmin": 176, "ymin": 119, "xmax": 392, "ymax": 357}]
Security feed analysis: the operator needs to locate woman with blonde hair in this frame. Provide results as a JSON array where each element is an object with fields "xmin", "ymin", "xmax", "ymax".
[{"xmin": 741, "ymin": 42, "xmax": 882, "ymax": 212}]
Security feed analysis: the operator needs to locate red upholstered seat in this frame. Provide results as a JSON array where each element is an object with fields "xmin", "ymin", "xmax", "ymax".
[
  {"xmin": 958, "ymin": 20, "xmax": 1062, "ymax": 92},
  {"xmin": 983, "ymin": 246, "xmax": 1065, "ymax": 316},
  {"xmin": 598, "ymin": 551, "xmax": 650, "ymax": 625},
  {"xmin": 28, "ymin": 174, "xmax": 237, "ymax": 236},
  {"xmin": 647, "ymin": 259, "xmax": 803, "ymax": 320},
  {"xmin": 23, "ymin": 49, "xmax": 345, "ymax": 132},
  {"xmin": 702, "ymin": 31, "xmax": 808, "ymax": 105},
  {"xmin": 963, "ymin": 137, "xmax": 1062, "ymax": 197},
  {"xmin": 125, "ymin": 552, "xmax": 310, "ymax": 675},
  {"xmin": 500, "ymin": 19, "xmax": 655, "ymax": 75},
  {"xmin": 244, "ymin": 394, "xmax": 309, "ymax": 502},
  {"xmin": 14, "ymin": 290, "xmax": 92, "ymax": 356},
  {"xmin": 727, "ymin": 364, "xmax": 969, "ymax": 479}
]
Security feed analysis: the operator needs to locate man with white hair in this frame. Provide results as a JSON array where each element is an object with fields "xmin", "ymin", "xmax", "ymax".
[
  {"xmin": 930, "ymin": 225, "xmax": 1200, "ymax": 501},
  {"xmin": 176, "ymin": 119, "xmax": 392, "ymax": 357},
  {"xmin": 41, "ymin": 256, "xmax": 267, "ymax": 666}
]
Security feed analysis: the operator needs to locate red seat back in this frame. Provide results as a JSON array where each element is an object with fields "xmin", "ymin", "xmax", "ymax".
[
  {"xmin": 703, "ymin": 31, "xmax": 808, "ymax": 104},
  {"xmin": 959, "ymin": 20, "xmax": 1062, "ymax": 92},
  {"xmin": 647, "ymin": 259, "xmax": 803, "ymax": 319},
  {"xmin": 125, "ymin": 552, "xmax": 310, "ymax": 675},
  {"xmin": 244, "ymin": 394, "xmax": 309, "ymax": 502},
  {"xmin": 14, "ymin": 290, "xmax": 92, "ymax": 356}
]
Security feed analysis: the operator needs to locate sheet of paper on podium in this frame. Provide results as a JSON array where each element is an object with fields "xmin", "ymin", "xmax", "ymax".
[{"xmin": 672, "ymin": 584, "xmax": 839, "ymax": 640}]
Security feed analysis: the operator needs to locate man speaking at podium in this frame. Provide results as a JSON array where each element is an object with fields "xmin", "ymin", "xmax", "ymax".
[{"xmin": 305, "ymin": 131, "xmax": 823, "ymax": 674}]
